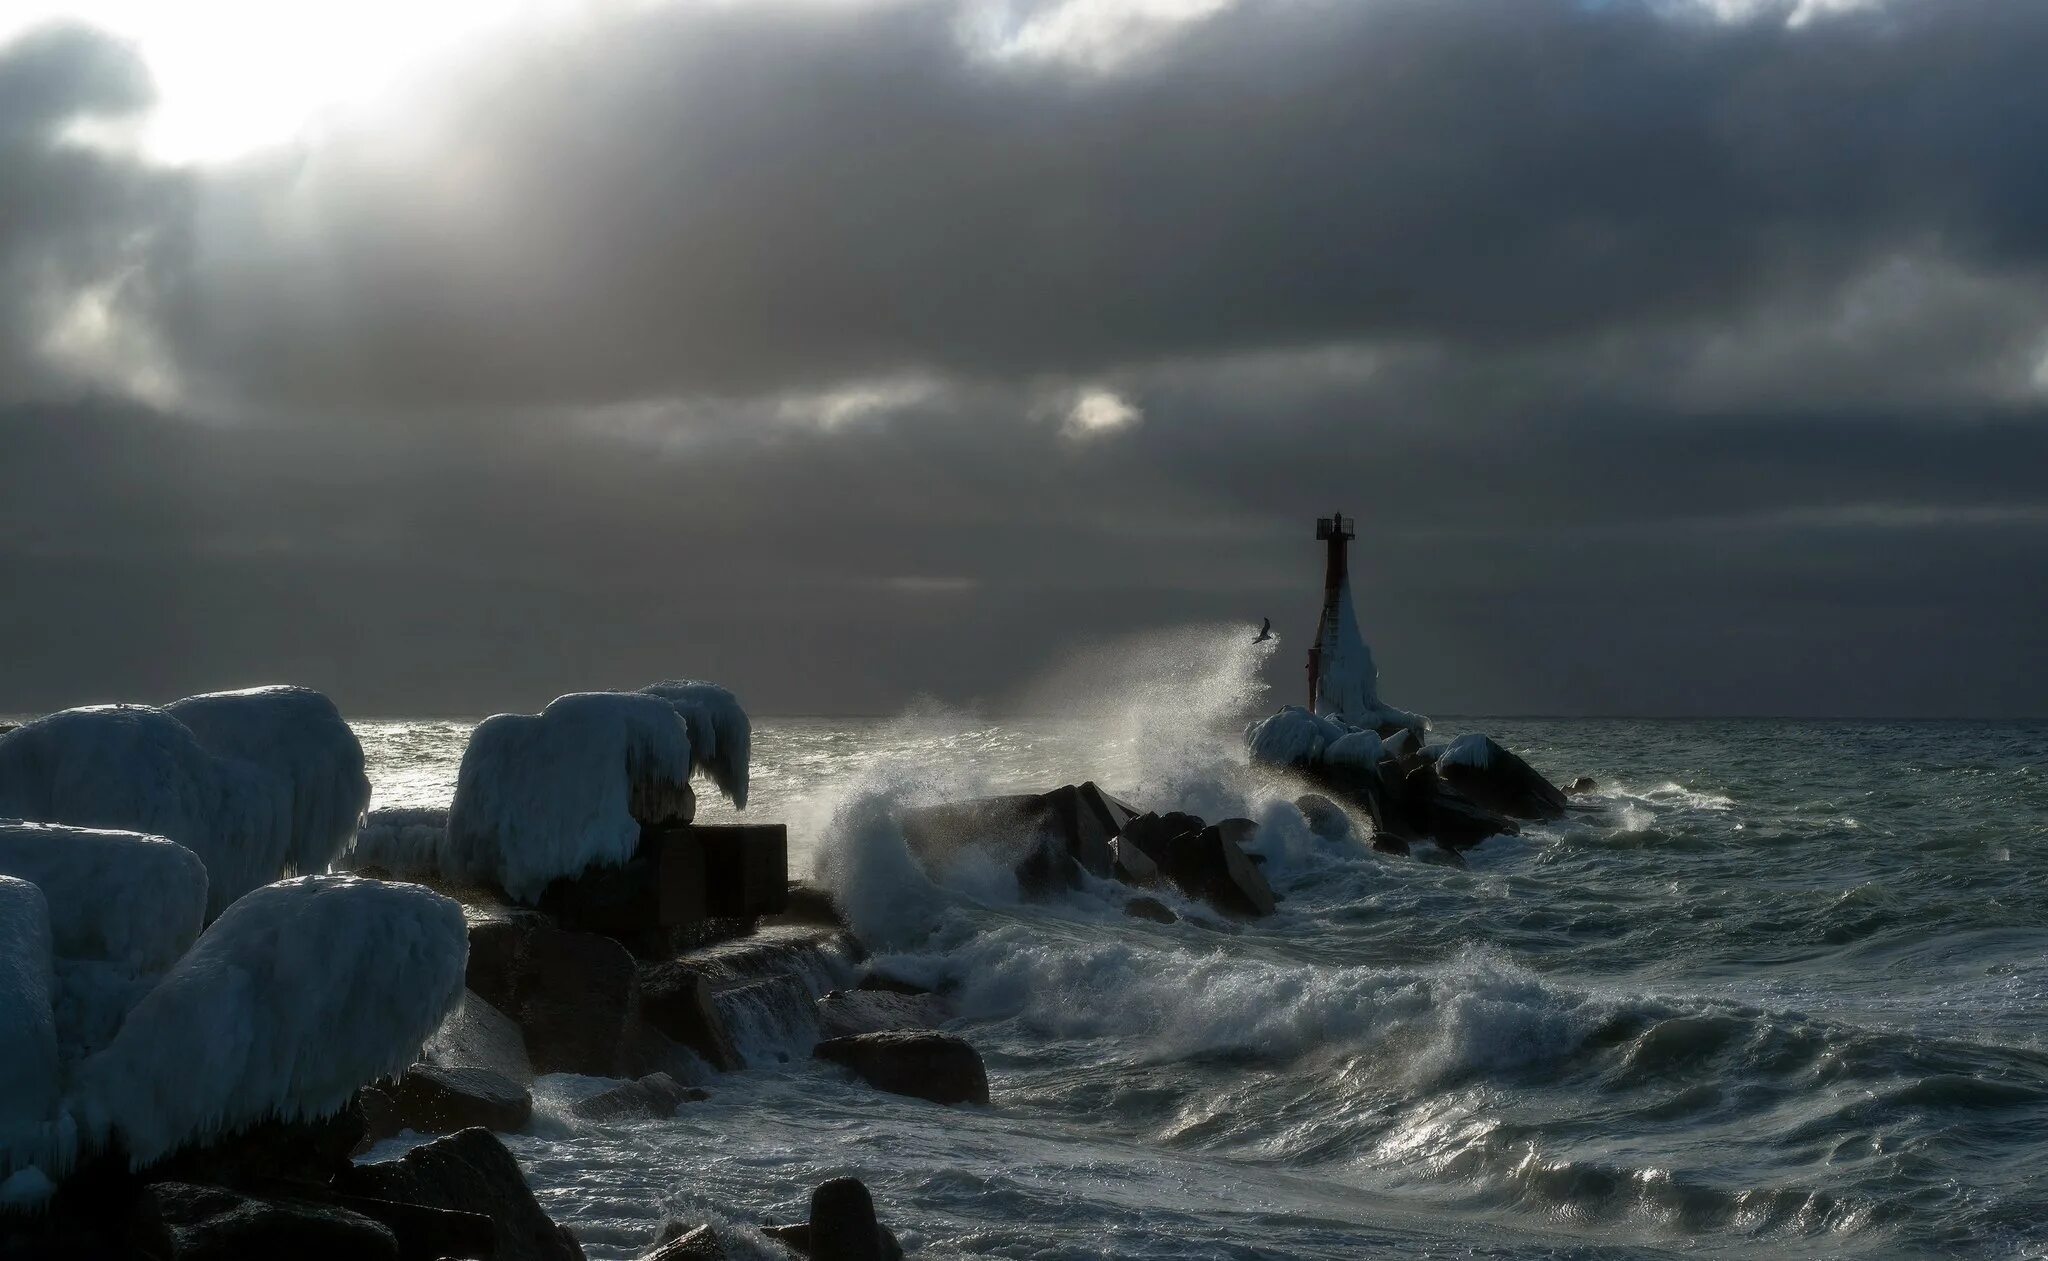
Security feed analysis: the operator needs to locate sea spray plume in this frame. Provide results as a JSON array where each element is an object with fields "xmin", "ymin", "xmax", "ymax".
[
  {"xmin": 165, "ymin": 686, "xmax": 371, "ymax": 876},
  {"xmin": 1004, "ymin": 622, "xmax": 1286, "ymax": 820},
  {"xmin": 811, "ymin": 784, "xmax": 953, "ymax": 948},
  {"xmin": 72, "ymin": 875, "xmax": 467, "ymax": 1168}
]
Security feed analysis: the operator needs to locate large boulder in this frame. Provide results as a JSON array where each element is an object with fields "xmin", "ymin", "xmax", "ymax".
[
  {"xmin": 1434, "ymin": 735, "xmax": 1568, "ymax": 821},
  {"xmin": 466, "ymin": 912, "xmax": 646, "ymax": 1078},
  {"xmin": 636, "ymin": 960, "xmax": 743, "ymax": 1072},
  {"xmin": 814, "ymin": 1032, "xmax": 989, "ymax": 1106},
  {"xmin": 897, "ymin": 782, "xmax": 1141, "ymax": 896},
  {"xmin": 383, "ymin": 1064, "xmax": 533, "ymax": 1137},
  {"xmin": 338, "ymin": 1127, "xmax": 584, "ymax": 1261},
  {"xmin": 1118, "ymin": 815, "xmax": 1275, "ymax": 918},
  {"xmin": 762, "ymin": 1178, "xmax": 902, "ymax": 1261},
  {"xmin": 134, "ymin": 1182, "xmax": 399, "ymax": 1261},
  {"xmin": 422, "ymin": 990, "xmax": 535, "ymax": 1086},
  {"xmin": 571, "ymin": 1073, "xmax": 708, "ymax": 1122},
  {"xmin": 815, "ymin": 989, "xmax": 949, "ymax": 1040},
  {"xmin": 646, "ymin": 1222, "xmax": 727, "ymax": 1259}
]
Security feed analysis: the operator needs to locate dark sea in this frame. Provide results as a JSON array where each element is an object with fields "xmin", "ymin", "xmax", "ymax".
[{"xmin": 355, "ymin": 631, "xmax": 2048, "ymax": 1260}]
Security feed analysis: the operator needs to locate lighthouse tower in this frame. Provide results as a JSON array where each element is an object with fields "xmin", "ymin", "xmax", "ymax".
[
  {"xmin": 1305, "ymin": 512, "xmax": 1359, "ymax": 711},
  {"xmin": 1304, "ymin": 509, "xmax": 1409, "ymax": 733}
]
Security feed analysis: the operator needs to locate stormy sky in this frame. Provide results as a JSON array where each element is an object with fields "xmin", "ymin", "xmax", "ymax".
[{"xmin": 2, "ymin": 0, "xmax": 2046, "ymax": 718}]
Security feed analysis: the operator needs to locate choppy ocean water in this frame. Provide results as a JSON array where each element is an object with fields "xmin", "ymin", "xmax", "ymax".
[{"xmin": 355, "ymin": 637, "xmax": 2048, "ymax": 1261}]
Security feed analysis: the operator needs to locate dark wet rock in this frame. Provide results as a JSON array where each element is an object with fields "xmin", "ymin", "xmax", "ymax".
[
  {"xmin": 149, "ymin": 1102, "xmax": 366, "ymax": 1189},
  {"xmin": 1566, "ymin": 776, "xmax": 1599, "ymax": 796},
  {"xmin": 386, "ymin": 1064, "xmax": 532, "ymax": 1136},
  {"xmin": 814, "ymin": 1031, "xmax": 990, "ymax": 1106},
  {"xmin": 1292, "ymin": 793, "xmax": 1352, "ymax": 841},
  {"xmin": 1435, "ymin": 735, "xmax": 1569, "ymax": 821},
  {"xmin": 467, "ymin": 912, "xmax": 647, "ymax": 1078},
  {"xmin": 645, "ymin": 1222, "xmax": 726, "ymax": 1260},
  {"xmin": 423, "ymin": 990, "xmax": 535, "ymax": 1086},
  {"xmin": 1392, "ymin": 762, "xmax": 1520, "ymax": 851},
  {"xmin": 1123, "ymin": 896, "xmax": 1177, "ymax": 924},
  {"xmin": 1115, "ymin": 811, "xmax": 1207, "ymax": 861},
  {"xmin": 899, "ymin": 781, "xmax": 1143, "ymax": 896},
  {"xmin": 572, "ymin": 1072, "xmax": 708, "ymax": 1122},
  {"xmin": 220, "ymin": 1182, "xmax": 498, "ymax": 1261},
  {"xmin": 1129, "ymin": 822, "xmax": 1275, "ymax": 918},
  {"xmin": 808, "ymin": 1178, "xmax": 898, "ymax": 1261},
  {"xmin": 816, "ymin": 988, "xmax": 949, "ymax": 1040},
  {"xmin": 1110, "ymin": 835, "xmax": 1161, "ymax": 886},
  {"xmin": 134, "ymin": 1182, "xmax": 398, "ymax": 1261},
  {"xmin": 762, "ymin": 1179, "xmax": 902, "ymax": 1261},
  {"xmin": 637, "ymin": 959, "xmax": 744, "ymax": 1071},
  {"xmin": 772, "ymin": 881, "xmax": 847, "ymax": 930},
  {"xmin": 337, "ymin": 1127, "xmax": 583, "ymax": 1261}
]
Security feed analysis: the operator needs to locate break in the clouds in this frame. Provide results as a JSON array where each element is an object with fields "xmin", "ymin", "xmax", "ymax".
[{"xmin": 1, "ymin": 0, "xmax": 2046, "ymax": 717}]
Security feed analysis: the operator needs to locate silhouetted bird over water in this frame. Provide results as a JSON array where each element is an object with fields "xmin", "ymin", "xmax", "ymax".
[{"xmin": 1254, "ymin": 618, "xmax": 1273, "ymax": 643}]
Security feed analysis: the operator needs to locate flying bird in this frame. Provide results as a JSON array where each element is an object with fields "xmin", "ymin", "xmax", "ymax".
[{"xmin": 1254, "ymin": 618, "xmax": 1273, "ymax": 643}]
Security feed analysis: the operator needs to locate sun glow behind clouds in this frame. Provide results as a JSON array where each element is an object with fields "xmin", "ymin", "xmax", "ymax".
[{"xmin": 2, "ymin": 0, "xmax": 589, "ymax": 164}]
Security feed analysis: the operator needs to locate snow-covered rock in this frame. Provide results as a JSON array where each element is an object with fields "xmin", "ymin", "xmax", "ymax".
[
  {"xmin": 1244, "ymin": 705, "xmax": 1344, "ymax": 769},
  {"xmin": 72, "ymin": 874, "xmax": 467, "ymax": 1169},
  {"xmin": 167, "ymin": 686, "xmax": 371, "ymax": 877},
  {"xmin": 640, "ymin": 680, "xmax": 751, "ymax": 808},
  {"xmin": 0, "ymin": 876, "xmax": 64, "ymax": 1198},
  {"xmin": 1322, "ymin": 729, "xmax": 1387, "ymax": 772},
  {"xmin": 0, "ymin": 822, "xmax": 208, "ymax": 973},
  {"xmin": 444, "ymin": 692, "xmax": 693, "ymax": 903},
  {"xmin": 1436, "ymin": 734, "xmax": 1568, "ymax": 821},
  {"xmin": 342, "ymin": 806, "xmax": 448, "ymax": 882},
  {"xmin": 0, "ymin": 706, "xmax": 292, "ymax": 919}
]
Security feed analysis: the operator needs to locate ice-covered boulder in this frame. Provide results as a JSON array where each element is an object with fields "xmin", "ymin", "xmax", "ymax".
[
  {"xmin": 1322, "ymin": 729, "xmax": 1386, "ymax": 772},
  {"xmin": 1436, "ymin": 734, "xmax": 1568, "ymax": 821},
  {"xmin": 72, "ymin": 874, "xmax": 467, "ymax": 1168},
  {"xmin": 640, "ymin": 680, "xmax": 752, "ymax": 809},
  {"xmin": 0, "ymin": 822, "xmax": 214, "ymax": 1060},
  {"xmin": 344, "ymin": 806, "xmax": 449, "ymax": 881},
  {"xmin": 0, "ymin": 876, "xmax": 64, "ymax": 1202},
  {"xmin": 444, "ymin": 692, "xmax": 693, "ymax": 902},
  {"xmin": 0, "ymin": 822, "xmax": 208, "ymax": 974},
  {"xmin": 0, "ymin": 705, "xmax": 292, "ymax": 918},
  {"xmin": 166, "ymin": 685, "xmax": 371, "ymax": 876},
  {"xmin": 1244, "ymin": 705, "xmax": 1344, "ymax": 769}
]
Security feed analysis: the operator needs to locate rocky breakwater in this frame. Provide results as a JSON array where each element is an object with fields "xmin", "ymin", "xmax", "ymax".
[{"xmin": 1246, "ymin": 706, "xmax": 1580, "ymax": 855}]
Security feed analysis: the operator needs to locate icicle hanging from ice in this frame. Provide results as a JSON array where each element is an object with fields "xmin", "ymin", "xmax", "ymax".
[
  {"xmin": 0, "ymin": 876, "xmax": 64, "ymax": 1200},
  {"xmin": 640, "ymin": 680, "xmax": 752, "ymax": 808}
]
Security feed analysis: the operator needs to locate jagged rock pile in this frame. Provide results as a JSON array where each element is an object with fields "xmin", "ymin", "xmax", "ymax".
[
  {"xmin": 898, "ymin": 781, "xmax": 1278, "ymax": 919},
  {"xmin": 1245, "ymin": 708, "xmax": 1577, "ymax": 853}
]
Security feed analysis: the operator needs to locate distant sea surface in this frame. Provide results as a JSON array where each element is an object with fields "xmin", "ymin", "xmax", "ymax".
[{"xmin": 355, "ymin": 651, "xmax": 2048, "ymax": 1259}]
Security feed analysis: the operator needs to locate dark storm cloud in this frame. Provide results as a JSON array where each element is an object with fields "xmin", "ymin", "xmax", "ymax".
[
  {"xmin": 3, "ymin": 1, "xmax": 2048, "ymax": 718},
  {"xmin": 147, "ymin": 0, "xmax": 2048, "ymax": 408},
  {"xmin": 0, "ymin": 24, "xmax": 181, "ymax": 400}
]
